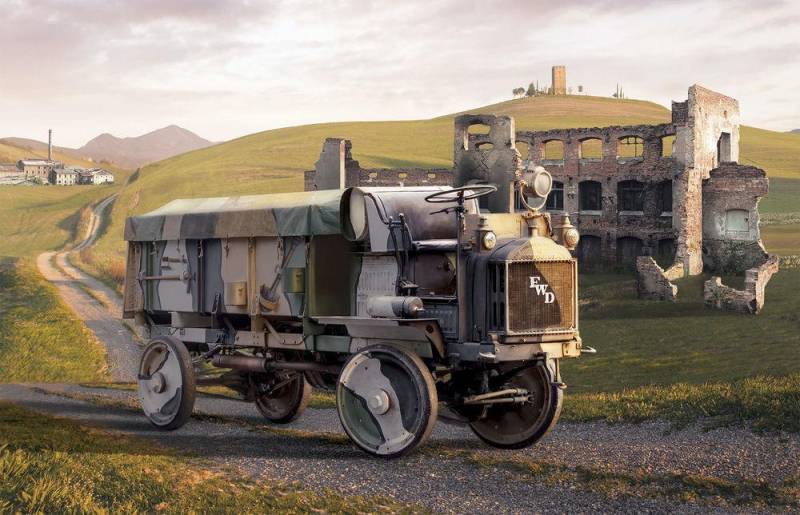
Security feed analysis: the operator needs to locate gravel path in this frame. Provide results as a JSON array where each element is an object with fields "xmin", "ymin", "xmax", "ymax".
[{"xmin": 4, "ymin": 382, "xmax": 775, "ymax": 514}]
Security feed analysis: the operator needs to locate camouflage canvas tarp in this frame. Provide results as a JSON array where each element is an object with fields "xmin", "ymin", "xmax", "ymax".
[{"xmin": 124, "ymin": 190, "xmax": 344, "ymax": 241}]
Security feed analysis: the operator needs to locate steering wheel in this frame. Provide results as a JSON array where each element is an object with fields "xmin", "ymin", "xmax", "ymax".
[{"xmin": 424, "ymin": 184, "xmax": 498, "ymax": 204}]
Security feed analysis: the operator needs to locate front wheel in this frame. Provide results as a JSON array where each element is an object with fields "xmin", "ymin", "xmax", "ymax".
[
  {"xmin": 137, "ymin": 336, "xmax": 196, "ymax": 430},
  {"xmin": 336, "ymin": 345, "xmax": 438, "ymax": 458},
  {"xmin": 469, "ymin": 360, "xmax": 563, "ymax": 449}
]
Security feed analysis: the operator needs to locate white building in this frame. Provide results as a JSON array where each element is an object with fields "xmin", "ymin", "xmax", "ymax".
[
  {"xmin": 51, "ymin": 167, "xmax": 78, "ymax": 185},
  {"xmin": 78, "ymin": 168, "xmax": 114, "ymax": 184}
]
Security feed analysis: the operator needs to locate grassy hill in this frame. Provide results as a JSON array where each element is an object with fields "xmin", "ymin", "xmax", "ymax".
[{"xmin": 94, "ymin": 95, "xmax": 800, "ymax": 258}]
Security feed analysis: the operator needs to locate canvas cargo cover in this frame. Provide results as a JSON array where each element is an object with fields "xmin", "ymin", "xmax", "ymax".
[{"xmin": 124, "ymin": 190, "xmax": 344, "ymax": 241}]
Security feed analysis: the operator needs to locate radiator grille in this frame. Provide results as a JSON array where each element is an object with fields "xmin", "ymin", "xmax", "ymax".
[{"xmin": 506, "ymin": 260, "xmax": 576, "ymax": 334}]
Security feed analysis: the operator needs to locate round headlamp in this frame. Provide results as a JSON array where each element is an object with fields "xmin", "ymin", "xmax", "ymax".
[
  {"xmin": 482, "ymin": 231, "xmax": 497, "ymax": 250},
  {"xmin": 564, "ymin": 228, "xmax": 580, "ymax": 249}
]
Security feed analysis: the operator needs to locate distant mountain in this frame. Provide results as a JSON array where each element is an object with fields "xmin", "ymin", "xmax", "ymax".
[
  {"xmin": 77, "ymin": 125, "xmax": 214, "ymax": 168},
  {"xmin": 790, "ymin": 129, "xmax": 800, "ymax": 135}
]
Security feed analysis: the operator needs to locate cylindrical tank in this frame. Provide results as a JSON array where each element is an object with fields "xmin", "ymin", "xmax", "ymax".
[{"xmin": 366, "ymin": 296, "xmax": 424, "ymax": 319}]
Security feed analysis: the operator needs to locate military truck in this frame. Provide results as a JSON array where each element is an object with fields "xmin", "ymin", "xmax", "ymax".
[{"xmin": 123, "ymin": 166, "xmax": 587, "ymax": 457}]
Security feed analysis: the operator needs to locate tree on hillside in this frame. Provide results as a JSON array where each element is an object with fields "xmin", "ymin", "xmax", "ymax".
[
  {"xmin": 512, "ymin": 87, "xmax": 525, "ymax": 99},
  {"xmin": 526, "ymin": 82, "xmax": 536, "ymax": 97}
]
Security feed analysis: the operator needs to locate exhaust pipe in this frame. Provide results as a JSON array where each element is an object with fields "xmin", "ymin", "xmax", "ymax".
[{"xmin": 211, "ymin": 355, "xmax": 340, "ymax": 374}]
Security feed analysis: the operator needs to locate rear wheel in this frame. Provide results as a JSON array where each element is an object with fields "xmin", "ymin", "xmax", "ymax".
[
  {"xmin": 137, "ymin": 336, "xmax": 196, "ymax": 430},
  {"xmin": 337, "ymin": 345, "xmax": 437, "ymax": 458},
  {"xmin": 254, "ymin": 371, "xmax": 312, "ymax": 424},
  {"xmin": 469, "ymin": 360, "xmax": 562, "ymax": 449}
]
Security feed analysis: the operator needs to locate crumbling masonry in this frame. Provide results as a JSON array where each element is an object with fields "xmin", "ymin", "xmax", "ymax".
[{"xmin": 304, "ymin": 85, "xmax": 778, "ymax": 314}]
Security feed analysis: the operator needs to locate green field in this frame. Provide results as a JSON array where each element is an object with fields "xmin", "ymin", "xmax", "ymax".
[
  {"xmin": 0, "ymin": 185, "xmax": 120, "ymax": 257},
  {"xmin": 565, "ymin": 269, "xmax": 800, "ymax": 392},
  {"xmin": 0, "ymin": 258, "xmax": 108, "ymax": 383}
]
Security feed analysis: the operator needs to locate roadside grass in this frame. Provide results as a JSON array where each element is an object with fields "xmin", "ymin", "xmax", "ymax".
[
  {"xmin": 0, "ymin": 258, "xmax": 108, "ymax": 383},
  {"xmin": 71, "ymin": 247, "xmax": 126, "ymax": 295},
  {"xmin": 0, "ymin": 402, "xmax": 420, "ymax": 513}
]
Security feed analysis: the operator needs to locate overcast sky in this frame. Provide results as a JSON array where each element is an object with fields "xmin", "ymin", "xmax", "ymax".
[{"xmin": 1, "ymin": 0, "xmax": 798, "ymax": 147}]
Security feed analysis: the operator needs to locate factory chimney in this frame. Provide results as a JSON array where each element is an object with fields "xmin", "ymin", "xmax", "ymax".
[{"xmin": 48, "ymin": 129, "xmax": 52, "ymax": 161}]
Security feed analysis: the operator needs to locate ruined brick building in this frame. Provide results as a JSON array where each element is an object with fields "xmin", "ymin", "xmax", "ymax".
[{"xmin": 304, "ymin": 85, "xmax": 778, "ymax": 313}]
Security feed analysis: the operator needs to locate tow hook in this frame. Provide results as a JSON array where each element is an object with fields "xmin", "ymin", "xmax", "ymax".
[{"xmin": 581, "ymin": 346, "xmax": 597, "ymax": 354}]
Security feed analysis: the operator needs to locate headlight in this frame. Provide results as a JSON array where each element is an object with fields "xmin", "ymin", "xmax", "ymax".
[
  {"xmin": 564, "ymin": 228, "xmax": 580, "ymax": 249},
  {"xmin": 482, "ymin": 231, "xmax": 497, "ymax": 250}
]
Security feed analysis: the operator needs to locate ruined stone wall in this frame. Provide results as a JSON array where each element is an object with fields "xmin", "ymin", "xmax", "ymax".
[
  {"xmin": 304, "ymin": 137, "xmax": 452, "ymax": 191},
  {"xmin": 702, "ymin": 163, "xmax": 769, "ymax": 272},
  {"xmin": 704, "ymin": 255, "xmax": 779, "ymax": 314},
  {"xmin": 671, "ymin": 85, "xmax": 741, "ymax": 276},
  {"xmin": 518, "ymin": 123, "xmax": 679, "ymax": 268},
  {"xmin": 636, "ymin": 256, "xmax": 678, "ymax": 301},
  {"xmin": 453, "ymin": 114, "xmax": 521, "ymax": 213}
]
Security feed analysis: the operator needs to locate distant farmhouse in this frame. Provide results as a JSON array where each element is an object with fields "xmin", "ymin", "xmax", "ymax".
[{"xmin": 2, "ymin": 130, "xmax": 114, "ymax": 186}]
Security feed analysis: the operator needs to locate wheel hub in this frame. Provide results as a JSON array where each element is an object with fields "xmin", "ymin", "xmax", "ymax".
[{"xmin": 366, "ymin": 389, "xmax": 390, "ymax": 415}]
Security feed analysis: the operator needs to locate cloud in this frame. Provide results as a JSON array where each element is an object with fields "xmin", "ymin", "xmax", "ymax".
[{"xmin": 0, "ymin": 0, "xmax": 797, "ymax": 146}]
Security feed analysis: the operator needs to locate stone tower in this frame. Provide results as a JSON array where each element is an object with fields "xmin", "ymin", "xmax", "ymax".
[{"xmin": 551, "ymin": 65, "xmax": 566, "ymax": 95}]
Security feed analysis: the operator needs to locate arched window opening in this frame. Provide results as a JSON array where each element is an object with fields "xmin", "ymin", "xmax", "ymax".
[
  {"xmin": 579, "ymin": 138, "xmax": 603, "ymax": 161},
  {"xmin": 656, "ymin": 238, "xmax": 676, "ymax": 268},
  {"xmin": 661, "ymin": 135, "xmax": 675, "ymax": 157},
  {"xmin": 617, "ymin": 180, "xmax": 645, "ymax": 212},
  {"xmin": 515, "ymin": 141, "xmax": 530, "ymax": 162},
  {"xmin": 657, "ymin": 180, "xmax": 673, "ymax": 214},
  {"xmin": 545, "ymin": 181, "xmax": 564, "ymax": 211},
  {"xmin": 577, "ymin": 235, "xmax": 602, "ymax": 270},
  {"xmin": 468, "ymin": 123, "xmax": 490, "ymax": 135},
  {"xmin": 543, "ymin": 140, "xmax": 564, "ymax": 162},
  {"xmin": 717, "ymin": 132, "xmax": 732, "ymax": 164},
  {"xmin": 579, "ymin": 181, "xmax": 602, "ymax": 212},
  {"xmin": 617, "ymin": 136, "xmax": 644, "ymax": 160},
  {"xmin": 616, "ymin": 237, "xmax": 644, "ymax": 270}
]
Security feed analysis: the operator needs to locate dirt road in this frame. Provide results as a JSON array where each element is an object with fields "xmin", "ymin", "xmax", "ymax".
[
  {"xmin": 35, "ymin": 195, "xmax": 141, "ymax": 382},
  {"xmin": 12, "ymin": 195, "xmax": 798, "ymax": 513}
]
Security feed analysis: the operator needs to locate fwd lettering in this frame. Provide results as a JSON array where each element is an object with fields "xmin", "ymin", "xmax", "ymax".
[{"xmin": 529, "ymin": 276, "xmax": 555, "ymax": 304}]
